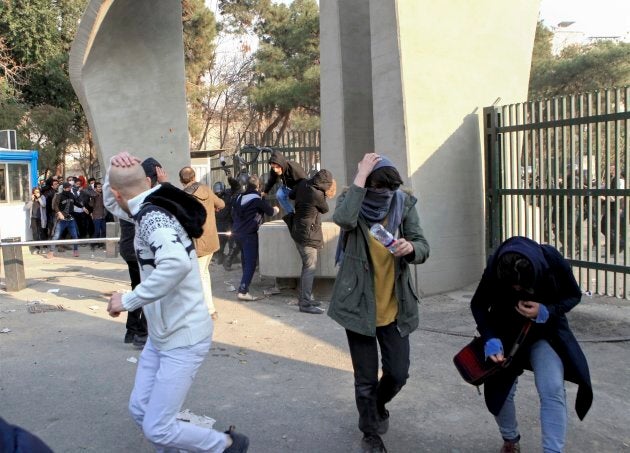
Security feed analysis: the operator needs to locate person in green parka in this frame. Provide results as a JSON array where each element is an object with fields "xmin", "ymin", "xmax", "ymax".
[{"xmin": 328, "ymin": 153, "xmax": 430, "ymax": 453}]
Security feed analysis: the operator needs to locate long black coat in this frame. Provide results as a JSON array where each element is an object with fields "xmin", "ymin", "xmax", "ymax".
[
  {"xmin": 470, "ymin": 236, "xmax": 592, "ymax": 420},
  {"xmin": 287, "ymin": 169, "xmax": 333, "ymax": 248}
]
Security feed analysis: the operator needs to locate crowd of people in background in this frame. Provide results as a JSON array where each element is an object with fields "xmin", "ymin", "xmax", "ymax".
[{"xmin": 27, "ymin": 173, "xmax": 110, "ymax": 258}]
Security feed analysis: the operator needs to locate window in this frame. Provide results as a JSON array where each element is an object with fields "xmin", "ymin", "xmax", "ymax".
[{"xmin": 0, "ymin": 163, "xmax": 30, "ymax": 203}]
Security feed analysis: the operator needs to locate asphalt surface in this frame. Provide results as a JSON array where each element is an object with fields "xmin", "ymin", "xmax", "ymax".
[{"xmin": 0, "ymin": 247, "xmax": 629, "ymax": 452}]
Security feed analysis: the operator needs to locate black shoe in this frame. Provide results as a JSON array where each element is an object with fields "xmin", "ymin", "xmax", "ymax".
[
  {"xmin": 309, "ymin": 300, "xmax": 322, "ymax": 307},
  {"xmin": 132, "ymin": 334, "xmax": 147, "ymax": 349},
  {"xmin": 299, "ymin": 304, "xmax": 324, "ymax": 315},
  {"xmin": 224, "ymin": 425, "xmax": 249, "ymax": 452},
  {"xmin": 377, "ymin": 409, "xmax": 389, "ymax": 435},
  {"xmin": 362, "ymin": 433, "xmax": 387, "ymax": 453},
  {"xmin": 124, "ymin": 331, "xmax": 134, "ymax": 344}
]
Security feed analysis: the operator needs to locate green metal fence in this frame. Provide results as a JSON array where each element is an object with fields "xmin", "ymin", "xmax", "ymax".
[{"xmin": 484, "ymin": 87, "xmax": 630, "ymax": 299}]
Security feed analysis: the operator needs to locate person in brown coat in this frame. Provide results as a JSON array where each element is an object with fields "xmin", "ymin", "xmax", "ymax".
[{"xmin": 179, "ymin": 167, "xmax": 225, "ymax": 320}]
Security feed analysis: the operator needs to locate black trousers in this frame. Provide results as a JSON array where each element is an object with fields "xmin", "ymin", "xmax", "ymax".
[
  {"xmin": 346, "ymin": 322, "xmax": 410, "ymax": 435},
  {"xmin": 124, "ymin": 259, "xmax": 147, "ymax": 336}
]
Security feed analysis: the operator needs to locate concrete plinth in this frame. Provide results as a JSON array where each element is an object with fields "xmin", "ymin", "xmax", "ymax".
[
  {"xmin": 258, "ymin": 220, "xmax": 340, "ymax": 278},
  {"xmin": 1, "ymin": 238, "xmax": 26, "ymax": 292}
]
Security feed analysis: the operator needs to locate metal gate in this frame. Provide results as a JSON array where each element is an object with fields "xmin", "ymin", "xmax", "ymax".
[
  {"xmin": 207, "ymin": 130, "xmax": 321, "ymax": 187},
  {"xmin": 484, "ymin": 87, "xmax": 630, "ymax": 298}
]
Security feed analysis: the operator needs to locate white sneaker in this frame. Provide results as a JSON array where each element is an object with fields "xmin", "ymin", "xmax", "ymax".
[{"xmin": 237, "ymin": 292, "xmax": 258, "ymax": 301}]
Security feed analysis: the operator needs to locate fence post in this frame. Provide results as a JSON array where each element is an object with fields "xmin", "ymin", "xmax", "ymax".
[
  {"xmin": 484, "ymin": 106, "xmax": 502, "ymax": 255},
  {"xmin": 105, "ymin": 222, "xmax": 119, "ymax": 258},
  {"xmin": 2, "ymin": 237, "xmax": 26, "ymax": 292}
]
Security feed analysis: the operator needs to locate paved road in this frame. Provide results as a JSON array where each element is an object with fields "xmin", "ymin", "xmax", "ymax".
[{"xmin": 1, "ymin": 248, "xmax": 629, "ymax": 452}]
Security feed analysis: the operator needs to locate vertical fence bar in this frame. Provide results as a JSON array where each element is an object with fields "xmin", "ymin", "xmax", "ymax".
[
  {"xmin": 560, "ymin": 97, "xmax": 573, "ymax": 258},
  {"xmin": 579, "ymin": 94, "xmax": 588, "ymax": 289},
  {"xmin": 604, "ymin": 90, "xmax": 612, "ymax": 293},
  {"xmin": 511, "ymin": 104, "xmax": 518, "ymax": 239},
  {"xmin": 545, "ymin": 99, "xmax": 553, "ymax": 246},
  {"xmin": 612, "ymin": 89, "xmax": 625, "ymax": 297},
  {"xmin": 483, "ymin": 106, "xmax": 501, "ymax": 253},
  {"xmin": 580, "ymin": 93, "xmax": 599, "ymax": 292},
  {"xmin": 595, "ymin": 92, "xmax": 603, "ymax": 294},
  {"xmin": 522, "ymin": 102, "xmax": 529, "ymax": 237},
  {"xmin": 537, "ymin": 100, "xmax": 544, "ymax": 245},
  {"xmin": 570, "ymin": 94, "xmax": 578, "ymax": 261},
  {"xmin": 624, "ymin": 87, "xmax": 629, "ymax": 298}
]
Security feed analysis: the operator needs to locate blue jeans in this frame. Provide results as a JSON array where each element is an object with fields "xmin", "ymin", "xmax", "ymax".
[
  {"xmin": 52, "ymin": 219, "xmax": 79, "ymax": 251},
  {"xmin": 276, "ymin": 185, "xmax": 294, "ymax": 214},
  {"xmin": 92, "ymin": 218, "xmax": 106, "ymax": 250},
  {"xmin": 93, "ymin": 218, "xmax": 106, "ymax": 239},
  {"xmin": 237, "ymin": 233, "xmax": 258, "ymax": 294},
  {"xmin": 495, "ymin": 340, "xmax": 567, "ymax": 453}
]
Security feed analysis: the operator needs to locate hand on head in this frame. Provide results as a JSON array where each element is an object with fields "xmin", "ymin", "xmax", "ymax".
[
  {"xmin": 111, "ymin": 152, "xmax": 141, "ymax": 168},
  {"xmin": 354, "ymin": 153, "xmax": 381, "ymax": 187},
  {"xmin": 156, "ymin": 166, "xmax": 168, "ymax": 183}
]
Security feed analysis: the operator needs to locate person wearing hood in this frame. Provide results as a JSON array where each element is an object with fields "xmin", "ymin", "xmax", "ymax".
[
  {"xmin": 104, "ymin": 152, "xmax": 249, "ymax": 453},
  {"xmin": 48, "ymin": 181, "xmax": 83, "ymax": 258},
  {"xmin": 261, "ymin": 150, "xmax": 307, "ymax": 214},
  {"xmin": 470, "ymin": 236, "xmax": 592, "ymax": 453},
  {"xmin": 179, "ymin": 166, "xmax": 225, "ymax": 320},
  {"xmin": 232, "ymin": 174, "xmax": 279, "ymax": 300},
  {"xmin": 328, "ymin": 153, "xmax": 430, "ymax": 453},
  {"xmin": 284, "ymin": 169, "xmax": 337, "ymax": 314}
]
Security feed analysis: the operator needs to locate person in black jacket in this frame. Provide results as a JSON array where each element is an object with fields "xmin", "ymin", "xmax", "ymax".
[
  {"xmin": 261, "ymin": 150, "xmax": 306, "ymax": 214},
  {"xmin": 214, "ymin": 172, "xmax": 242, "ymax": 270},
  {"xmin": 285, "ymin": 169, "xmax": 336, "ymax": 314},
  {"xmin": 470, "ymin": 236, "xmax": 592, "ymax": 453},
  {"xmin": 40, "ymin": 177, "xmax": 59, "ymax": 239},
  {"xmin": 48, "ymin": 182, "xmax": 82, "ymax": 257},
  {"xmin": 232, "ymin": 175, "xmax": 279, "ymax": 301}
]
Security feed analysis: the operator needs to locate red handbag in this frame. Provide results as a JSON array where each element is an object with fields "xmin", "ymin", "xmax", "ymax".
[{"xmin": 453, "ymin": 321, "xmax": 532, "ymax": 386}]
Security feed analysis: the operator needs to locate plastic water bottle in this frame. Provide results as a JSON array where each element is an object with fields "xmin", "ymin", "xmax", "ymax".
[{"xmin": 369, "ymin": 223, "xmax": 397, "ymax": 253}]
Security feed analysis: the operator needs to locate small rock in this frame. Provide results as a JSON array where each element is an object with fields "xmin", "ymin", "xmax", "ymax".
[
  {"xmin": 126, "ymin": 357, "xmax": 138, "ymax": 364},
  {"xmin": 0, "ymin": 328, "xmax": 11, "ymax": 333}
]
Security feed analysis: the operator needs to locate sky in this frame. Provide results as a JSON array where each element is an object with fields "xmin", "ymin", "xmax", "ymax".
[
  {"xmin": 539, "ymin": 0, "xmax": 630, "ymax": 37},
  {"xmin": 204, "ymin": 0, "xmax": 629, "ymax": 40}
]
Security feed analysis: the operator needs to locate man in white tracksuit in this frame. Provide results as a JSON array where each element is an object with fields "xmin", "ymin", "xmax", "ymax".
[{"xmin": 104, "ymin": 152, "xmax": 249, "ymax": 453}]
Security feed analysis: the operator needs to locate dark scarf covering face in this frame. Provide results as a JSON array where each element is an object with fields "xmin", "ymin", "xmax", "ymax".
[{"xmin": 335, "ymin": 156, "xmax": 405, "ymax": 264}]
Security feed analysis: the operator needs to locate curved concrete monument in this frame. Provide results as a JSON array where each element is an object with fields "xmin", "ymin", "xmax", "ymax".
[{"xmin": 69, "ymin": 0, "xmax": 190, "ymax": 175}]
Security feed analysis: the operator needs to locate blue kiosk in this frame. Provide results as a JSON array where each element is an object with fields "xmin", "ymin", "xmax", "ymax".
[{"xmin": 0, "ymin": 148, "xmax": 39, "ymax": 240}]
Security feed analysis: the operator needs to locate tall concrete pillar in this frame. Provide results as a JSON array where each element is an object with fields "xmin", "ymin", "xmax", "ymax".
[
  {"xmin": 321, "ymin": 0, "xmax": 540, "ymax": 295},
  {"xmin": 69, "ymin": 0, "xmax": 190, "ymax": 175},
  {"xmin": 320, "ymin": 0, "xmax": 374, "ymax": 187}
]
